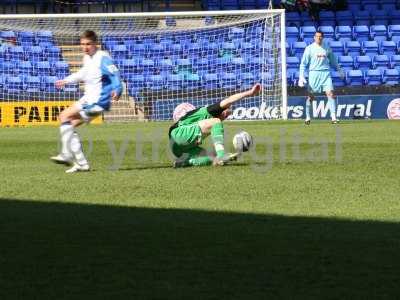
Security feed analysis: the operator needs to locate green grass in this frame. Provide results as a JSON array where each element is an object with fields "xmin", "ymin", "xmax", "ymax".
[{"xmin": 1, "ymin": 120, "xmax": 400, "ymax": 298}]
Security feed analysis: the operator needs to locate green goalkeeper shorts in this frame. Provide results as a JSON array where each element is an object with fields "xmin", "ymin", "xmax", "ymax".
[{"xmin": 170, "ymin": 123, "xmax": 203, "ymax": 158}]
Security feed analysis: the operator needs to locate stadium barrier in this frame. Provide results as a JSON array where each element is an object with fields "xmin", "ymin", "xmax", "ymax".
[
  {"xmin": 0, "ymin": 101, "xmax": 102, "ymax": 127},
  {"xmin": 227, "ymin": 94, "xmax": 400, "ymax": 120}
]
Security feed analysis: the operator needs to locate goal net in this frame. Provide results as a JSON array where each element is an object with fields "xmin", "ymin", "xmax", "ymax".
[{"xmin": 0, "ymin": 10, "xmax": 287, "ymax": 126}]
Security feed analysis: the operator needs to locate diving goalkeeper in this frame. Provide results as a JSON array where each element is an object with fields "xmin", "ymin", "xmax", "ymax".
[{"xmin": 169, "ymin": 83, "xmax": 261, "ymax": 168}]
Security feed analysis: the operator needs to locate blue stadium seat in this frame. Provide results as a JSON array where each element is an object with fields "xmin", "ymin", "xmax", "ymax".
[
  {"xmin": 35, "ymin": 61, "xmax": 51, "ymax": 76},
  {"xmin": 1, "ymin": 61, "xmax": 15, "ymax": 75},
  {"xmin": 25, "ymin": 46, "xmax": 44, "ymax": 62},
  {"xmin": 36, "ymin": 30, "xmax": 53, "ymax": 44},
  {"xmin": 371, "ymin": 10, "xmax": 389, "ymax": 26},
  {"xmin": 373, "ymin": 54, "xmax": 390, "ymax": 70},
  {"xmin": 0, "ymin": 45, "xmax": 8, "ymax": 60},
  {"xmin": 300, "ymin": 26, "xmax": 316, "ymax": 44},
  {"xmin": 176, "ymin": 58, "xmax": 192, "ymax": 73},
  {"xmin": 370, "ymin": 25, "xmax": 388, "ymax": 42},
  {"xmin": 389, "ymin": 54, "xmax": 400, "ymax": 69},
  {"xmin": 389, "ymin": 10, "xmax": 400, "ymax": 25},
  {"xmin": 287, "ymin": 56, "xmax": 300, "ymax": 72},
  {"xmin": 112, "ymin": 44, "xmax": 129, "ymax": 58},
  {"xmin": 335, "ymin": 25, "xmax": 352, "ymax": 42},
  {"xmin": 381, "ymin": 3, "xmax": 396, "ymax": 10},
  {"xmin": 158, "ymin": 57, "xmax": 174, "ymax": 72},
  {"xmin": 0, "ymin": 74, "xmax": 5, "ymax": 90},
  {"xmin": 141, "ymin": 58, "xmax": 156, "ymax": 74},
  {"xmin": 383, "ymin": 68, "xmax": 400, "ymax": 85},
  {"xmin": 220, "ymin": 72, "xmax": 237, "ymax": 89},
  {"xmin": 120, "ymin": 58, "xmax": 137, "ymax": 75},
  {"xmin": 355, "ymin": 55, "xmax": 372, "ymax": 70},
  {"xmin": 347, "ymin": 69, "xmax": 364, "ymax": 85},
  {"xmin": 203, "ymin": 72, "xmax": 219, "ymax": 89},
  {"xmin": 363, "ymin": 3, "xmax": 380, "ymax": 11},
  {"xmin": 6, "ymin": 75, "xmax": 24, "ymax": 92},
  {"xmin": 353, "ymin": 25, "xmax": 370, "ymax": 42},
  {"xmin": 348, "ymin": 3, "xmax": 361, "ymax": 12},
  {"xmin": 25, "ymin": 75, "xmax": 41, "ymax": 93},
  {"xmin": 147, "ymin": 74, "xmax": 164, "ymax": 91},
  {"xmin": 331, "ymin": 70, "xmax": 346, "ymax": 86},
  {"xmin": 54, "ymin": 61, "xmax": 69, "ymax": 76},
  {"xmin": 231, "ymin": 56, "xmax": 245, "ymax": 70},
  {"xmin": 186, "ymin": 73, "xmax": 201, "ymax": 90},
  {"xmin": 127, "ymin": 74, "xmax": 145, "ymax": 89},
  {"xmin": 354, "ymin": 11, "xmax": 371, "ymax": 26},
  {"xmin": 240, "ymin": 41, "xmax": 255, "ymax": 55},
  {"xmin": 229, "ymin": 27, "xmax": 245, "ymax": 40},
  {"xmin": 365, "ymin": 69, "xmax": 382, "ymax": 85},
  {"xmin": 345, "ymin": 40, "xmax": 362, "ymax": 56},
  {"xmin": 286, "ymin": 12, "xmax": 301, "ymax": 27},
  {"xmin": 18, "ymin": 31, "xmax": 35, "ymax": 46},
  {"xmin": 362, "ymin": 41, "xmax": 379, "ymax": 58},
  {"xmin": 18, "ymin": 61, "xmax": 32, "ymax": 75},
  {"xmin": 336, "ymin": 11, "xmax": 354, "ymax": 26},
  {"xmin": 132, "ymin": 43, "xmax": 146, "ymax": 56},
  {"xmin": 329, "ymin": 40, "xmax": 345, "ymax": 56},
  {"xmin": 9, "ymin": 46, "xmax": 24, "ymax": 60},
  {"xmin": 240, "ymin": 72, "xmax": 254, "ymax": 89},
  {"xmin": 286, "ymin": 27, "xmax": 299, "ymax": 44},
  {"xmin": 318, "ymin": 26, "xmax": 334, "ymax": 42},
  {"xmin": 338, "ymin": 55, "xmax": 355, "ymax": 70},
  {"xmin": 46, "ymin": 47, "xmax": 61, "ymax": 62},
  {"xmin": 41, "ymin": 75, "xmax": 57, "ymax": 92},
  {"xmin": 292, "ymin": 41, "xmax": 307, "ymax": 59},
  {"xmin": 380, "ymin": 40, "xmax": 397, "ymax": 56},
  {"xmin": 388, "ymin": 25, "xmax": 400, "ymax": 43},
  {"xmin": 166, "ymin": 73, "xmax": 184, "ymax": 91},
  {"xmin": 319, "ymin": 11, "xmax": 336, "ymax": 27},
  {"xmin": 1, "ymin": 31, "xmax": 16, "ymax": 41}
]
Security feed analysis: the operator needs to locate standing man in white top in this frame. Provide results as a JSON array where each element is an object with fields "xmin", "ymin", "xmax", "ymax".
[{"xmin": 51, "ymin": 30, "xmax": 122, "ymax": 173}]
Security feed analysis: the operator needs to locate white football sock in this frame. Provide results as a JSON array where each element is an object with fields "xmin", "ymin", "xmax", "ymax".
[
  {"xmin": 70, "ymin": 132, "xmax": 89, "ymax": 166},
  {"xmin": 60, "ymin": 122, "xmax": 73, "ymax": 158}
]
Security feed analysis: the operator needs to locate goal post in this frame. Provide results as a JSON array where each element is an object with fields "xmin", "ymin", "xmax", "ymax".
[{"xmin": 0, "ymin": 10, "xmax": 287, "ymax": 126}]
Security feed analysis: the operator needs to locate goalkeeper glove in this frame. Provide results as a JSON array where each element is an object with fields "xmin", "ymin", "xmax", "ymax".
[{"xmin": 298, "ymin": 76, "xmax": 307, "ymax": 87}]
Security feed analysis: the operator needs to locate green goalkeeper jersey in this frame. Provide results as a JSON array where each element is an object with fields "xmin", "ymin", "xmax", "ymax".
[{"xmin": 168, "ymin": 103, "xmax": 224, "ymax": 158}]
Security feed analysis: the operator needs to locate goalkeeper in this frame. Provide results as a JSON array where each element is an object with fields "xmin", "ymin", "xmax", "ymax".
[
  {"xmin": 169, "ymin": 83, "xmax": 261, "ymax": 168},
  {"xmin": 298, "ymin": 30, "xmax": 344, "ymax": 125}
]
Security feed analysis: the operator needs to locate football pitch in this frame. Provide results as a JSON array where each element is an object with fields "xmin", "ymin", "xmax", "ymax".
[{"xmin": 1, "ymin": 120, "xmax": 400, "ymax": 298}]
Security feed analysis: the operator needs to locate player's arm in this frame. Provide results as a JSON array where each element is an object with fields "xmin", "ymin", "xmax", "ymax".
[
  {"xmin": 101, "ymin": 55, "xmax": 123, "ymax": 101},
  {"xmin": 219, "ymin": 83, "xmax": 261, "ymax": 109},
  {"xmin": 55, "ymin": 61, "xmax": 88, "ymax": 89},
  {"xmin": 299, "ymin": 47, "xmax": 310, "ymax": 85}
]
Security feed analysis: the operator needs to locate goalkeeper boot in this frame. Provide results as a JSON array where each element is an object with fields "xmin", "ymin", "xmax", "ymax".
[
  {"xmin": 173, "ymin": 158, "xmax": 190, "ymax": 168},
  {"xmin": 331, "ymin": 119, "xmax": 340, "ymax": 124},
  {"xmin": 65, "ymin": 162, "xmax": 90, "ymax": 173},
  {"xmin": 213, "ymin": 152, "xmax": 240, "ymax": 166},
  {"xmin": 50, "ymin": 154, "xmax": 73, "ymax": 165}
]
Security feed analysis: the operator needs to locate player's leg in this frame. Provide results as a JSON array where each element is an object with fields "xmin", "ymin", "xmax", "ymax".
[
  {"xmin": 51, "ymin": 104, "xmax": 83, "ymax": 165},
  {"xmin": 198, "ymin": 118, "xmax": 225, "ymax": 159},
  {"xmin": 305, "ymin": 92, "xmax": 314, "ymax": 125},
  {"xmin": 326, "ymin": 89, "xmax": 338, "ymax": 123},
  {"xmin": 64, "ymin": 103, "xmax": 105, "ymax": 173},
  {"xmin": 173, "ymin": 147, "xmax": 213, "ymax": 168},
  {"xmin": 197, "ymin": 118, "xmax": 240, "ymax": 165}
]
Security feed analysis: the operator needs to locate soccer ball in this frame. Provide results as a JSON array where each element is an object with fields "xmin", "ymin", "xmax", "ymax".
[{"xmin": 233, "ymin": 131, "xmax": 253, "ymax": 152}]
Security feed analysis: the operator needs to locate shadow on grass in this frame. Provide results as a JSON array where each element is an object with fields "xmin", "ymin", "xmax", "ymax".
[{"xmin": 0, "ymin": 198, "xmax": 399, "ymax": 298}]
